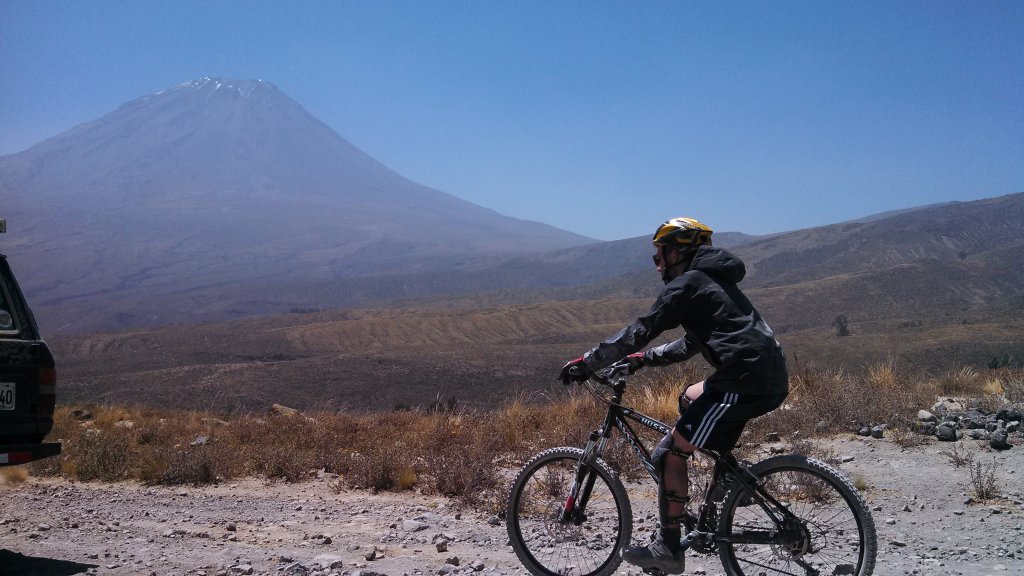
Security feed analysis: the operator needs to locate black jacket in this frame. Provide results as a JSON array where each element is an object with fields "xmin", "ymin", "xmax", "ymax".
[{"xmin": 583, "ymin": 245, "xmax": 788, "ymax": 395}]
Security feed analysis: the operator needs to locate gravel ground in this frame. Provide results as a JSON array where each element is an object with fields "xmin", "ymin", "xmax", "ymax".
[{"xmin": 1, "ymin": 435, "xmax": 1021, "ymax": 576}]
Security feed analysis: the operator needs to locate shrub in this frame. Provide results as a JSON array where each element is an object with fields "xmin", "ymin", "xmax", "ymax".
[
  {"xmin": 969, "ymin": 458, "xmax": 999, "ymax": 500},
  {"xmin": 889, "ymin": 427, "xmax": 929, "ymax": 450},
  {"xmin": 69, "ymin": 427, "xmax": 135, "ymax": 481},
  {"xmin": 940, "ymin": 443, "xmax": 974, "ymax": 468},
  {"xmin": 31, "ymin": 364, "xmax": 1021, "ymax": 509},
  {"xmin": 154, "ymin": 446, "xmax": 222, "ymax": 485},
  {"xmin": 751, "ymin": 359, "xmax": 941, "ymax": 438},
  {"xmin": 412, "ymin": 411, "xmax": 502, "ymax": 507},
  {"xmin": 343, "ymin": 442, "xmax": 407, "ymax": 491},
  {"xmin": 1005, "ymin": 374, "xmax": 1024, "ymax": 403}
]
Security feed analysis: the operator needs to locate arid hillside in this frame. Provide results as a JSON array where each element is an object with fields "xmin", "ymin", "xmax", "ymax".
[
  {"xmin": 51, "ymin": 291, "xmax": 1023, "ymax": 413},
  {"xmin": 51, "ymin": 299, "xmax": 648, "ymax": 412},
  {"xmin": 39, "ymin": 192, "xmax": 1024, "ymax": 413}
]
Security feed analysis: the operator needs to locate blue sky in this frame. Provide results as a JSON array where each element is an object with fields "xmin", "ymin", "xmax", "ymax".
[{"xmin": 1, "ymin": 1, "xmax": 1022, "ymax": 241}]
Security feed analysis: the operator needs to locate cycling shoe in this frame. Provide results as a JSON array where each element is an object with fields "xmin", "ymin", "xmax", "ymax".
[{"xmin": 622, "ymin": 534, "xmax": 685, "ymax": 574}]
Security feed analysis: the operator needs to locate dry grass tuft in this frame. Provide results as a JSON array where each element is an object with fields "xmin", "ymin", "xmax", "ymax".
[
  {"xmin": 1, "ymin": 466, "xmax": 29, "ymax": 485},
  {"xmin": 1002, "ymin": 373, "xmax": 1024, "ymax": 403},
  {"xmin": 982, "ymin": 379, "xmax": 1005, "ymax": 396},
  {"xmin": 936, "ymin": 365, "xmax": 982, "ymax": 396},
  {"xmin": 852, "ymin": 475, "xmax": 869, "ymax": 492}
]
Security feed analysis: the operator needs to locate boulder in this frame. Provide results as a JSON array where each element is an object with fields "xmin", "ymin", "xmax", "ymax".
[
  {"xmin": 935, "ymin": 424, "xmax": 958, "ymax": 442},
  {"xmin": 71, "ymin": 409, "xmax": 94, "ymax": 421},
  {"xmin": 997, "ymin": 408, "xmax": 1024, "ymax": 422},
  {"xmin": 960, "ymin": 412, "xmax": 988, "ymax": 429},
  {"xmin": 932, "ymin": 398, "xmax": 965, "ymax": 415},
  {"xmin": 402, "ymin": 519, "xmax": 429, "ymax": 532},
  {"xmin": 270, "ymin": 403, "xmax": 300, "ymax": 417},
  {"xmin": 201, "ymin": 417, "xmax": 230, "ymax": 426},
  {"xmin": 990, "ymin": 427, "xmax": 1012, "ymax": 450},
  {"xmin": 966, "ymin": 429, "xmax": 990, "ymax": 440}
]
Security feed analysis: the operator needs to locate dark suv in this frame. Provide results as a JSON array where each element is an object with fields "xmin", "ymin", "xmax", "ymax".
[{"xmin": 0, "ymin": 219, "xmax": 60, "ymax": 466}]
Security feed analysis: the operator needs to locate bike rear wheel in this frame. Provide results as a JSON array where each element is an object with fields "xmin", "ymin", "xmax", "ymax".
[
  {"xmin": 718, "ymin": 454, "xmax": 877, "ymax": 576},
  {"xmin": 506, "ymin": 447, "xmax": 632, "ymax": 576}
]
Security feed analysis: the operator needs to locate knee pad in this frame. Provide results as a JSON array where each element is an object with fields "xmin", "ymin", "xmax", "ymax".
[
  {"xmin": 678, "ymin": 391, "xmax": 691, "ymax": 414},
  {"xmin": 651, "ymin": 432, "xmax": 690, "ymax": 472}
]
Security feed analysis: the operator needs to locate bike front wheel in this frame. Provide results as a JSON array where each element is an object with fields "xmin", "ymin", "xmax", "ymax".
[
  {"xmin": 718, "ymin": 454, "xmax": 877, "ymax": 576},
  {"xmin": 506, "ymin": 446, "xmax": 632, "ymax": 576}
]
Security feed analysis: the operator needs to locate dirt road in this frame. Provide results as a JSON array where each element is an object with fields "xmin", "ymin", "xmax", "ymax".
[{"xmin": 2, "ymin": 435, "xmax": 1021, "ymax": 576}]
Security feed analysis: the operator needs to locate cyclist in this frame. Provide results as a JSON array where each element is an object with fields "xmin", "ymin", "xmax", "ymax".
[{"xmin": 560, "ymin": 217, "xmax": 789, "ymax": 574}]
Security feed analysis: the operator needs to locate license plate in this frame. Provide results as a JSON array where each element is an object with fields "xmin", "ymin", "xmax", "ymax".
[{"xmin": 0, "ymin": 382, "xmax": 13, "ymax": 410}]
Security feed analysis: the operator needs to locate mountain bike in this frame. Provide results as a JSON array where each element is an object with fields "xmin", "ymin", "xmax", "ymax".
[{"xmin": 505, "ymin": 365, "xmax": 877, "ymax": 576}]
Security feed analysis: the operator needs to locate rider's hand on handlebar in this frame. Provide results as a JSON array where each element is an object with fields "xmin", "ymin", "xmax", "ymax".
[
  {"xmin": 623, "ymin": 352, "xmax": 645, "ymax": 374},
  {"xmin": 559, "ymin": 356, "xmax": 591, "ymax": 385}
]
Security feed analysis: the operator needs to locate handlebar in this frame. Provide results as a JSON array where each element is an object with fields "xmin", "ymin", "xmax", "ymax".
[{"xmin": 589, "ymin": 361, "xmax": 632, "ymax": 388}]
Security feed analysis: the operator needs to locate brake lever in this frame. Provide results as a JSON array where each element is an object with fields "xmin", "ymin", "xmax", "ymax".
[{"xmin": 593, "ymin": 363, "xmax": 630, "ymax": 387}]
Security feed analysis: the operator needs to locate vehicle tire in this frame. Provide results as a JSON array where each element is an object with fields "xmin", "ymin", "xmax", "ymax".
[
  {"xmin": 718, "ymin": 454, "xmax": 877, "ymax": 576},
  {"xmin": 506, "ymin": 447, "xmax": 632, "ymax": 576}
]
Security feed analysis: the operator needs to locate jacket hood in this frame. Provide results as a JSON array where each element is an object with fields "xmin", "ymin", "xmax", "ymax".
[{"xmin": 688, "ymin": 245, "xmax": 746, "ymax": 283}]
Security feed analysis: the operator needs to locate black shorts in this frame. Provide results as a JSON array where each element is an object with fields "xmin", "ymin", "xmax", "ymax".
[{"xmin": 675, "ymin": 387, "xmax": 786, "ymax": 452}]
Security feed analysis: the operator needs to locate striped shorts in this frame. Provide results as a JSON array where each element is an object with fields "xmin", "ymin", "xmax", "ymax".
[{"xmin": 675, "ymin": 386, "xmax": 786, "ymax": 452}]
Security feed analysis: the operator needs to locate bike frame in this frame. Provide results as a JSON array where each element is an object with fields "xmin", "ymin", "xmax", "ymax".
[{"xmin": 562, "ymin": 373, "xmax": 806, "ymax": 552}]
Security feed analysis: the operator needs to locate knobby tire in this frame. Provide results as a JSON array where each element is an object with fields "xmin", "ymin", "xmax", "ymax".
[
  {"xmin": 506, "ymin": 447, "xmax": 632, "ymax": 576},
  {"xmin": 718, "ymin": 454, "xmax": 877, "ymax": 576}
]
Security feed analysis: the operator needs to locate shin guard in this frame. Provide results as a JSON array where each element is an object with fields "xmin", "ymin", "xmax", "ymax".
[{"xmin": 652, "ymin": 432, "xmax": 691, "ymax": 529}]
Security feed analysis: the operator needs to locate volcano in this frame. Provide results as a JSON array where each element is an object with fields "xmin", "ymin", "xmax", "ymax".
[{"xmin": 0, "ymin": 77, "xmax": 593, "ymax": 332}]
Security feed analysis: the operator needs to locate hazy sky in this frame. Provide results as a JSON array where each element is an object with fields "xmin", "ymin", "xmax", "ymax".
[{"xmin": 2, "ymin": 1, "xmax": 1022, "ymax": 240}]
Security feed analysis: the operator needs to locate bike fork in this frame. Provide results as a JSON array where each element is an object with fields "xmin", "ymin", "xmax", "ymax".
[{"xmin": 560, "ymin": 432, "xmax": 607, "ymax": 523}]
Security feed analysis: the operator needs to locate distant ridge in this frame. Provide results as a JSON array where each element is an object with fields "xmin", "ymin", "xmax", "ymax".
[{"xmin": 842, "ymin": 200, "xmax": 960, "ymax": 224}]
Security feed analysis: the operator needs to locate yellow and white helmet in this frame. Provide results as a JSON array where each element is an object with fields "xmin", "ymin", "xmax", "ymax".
[{"xmin": 652, "ymin": 217, "xmax": 713, "ymax": 249}]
